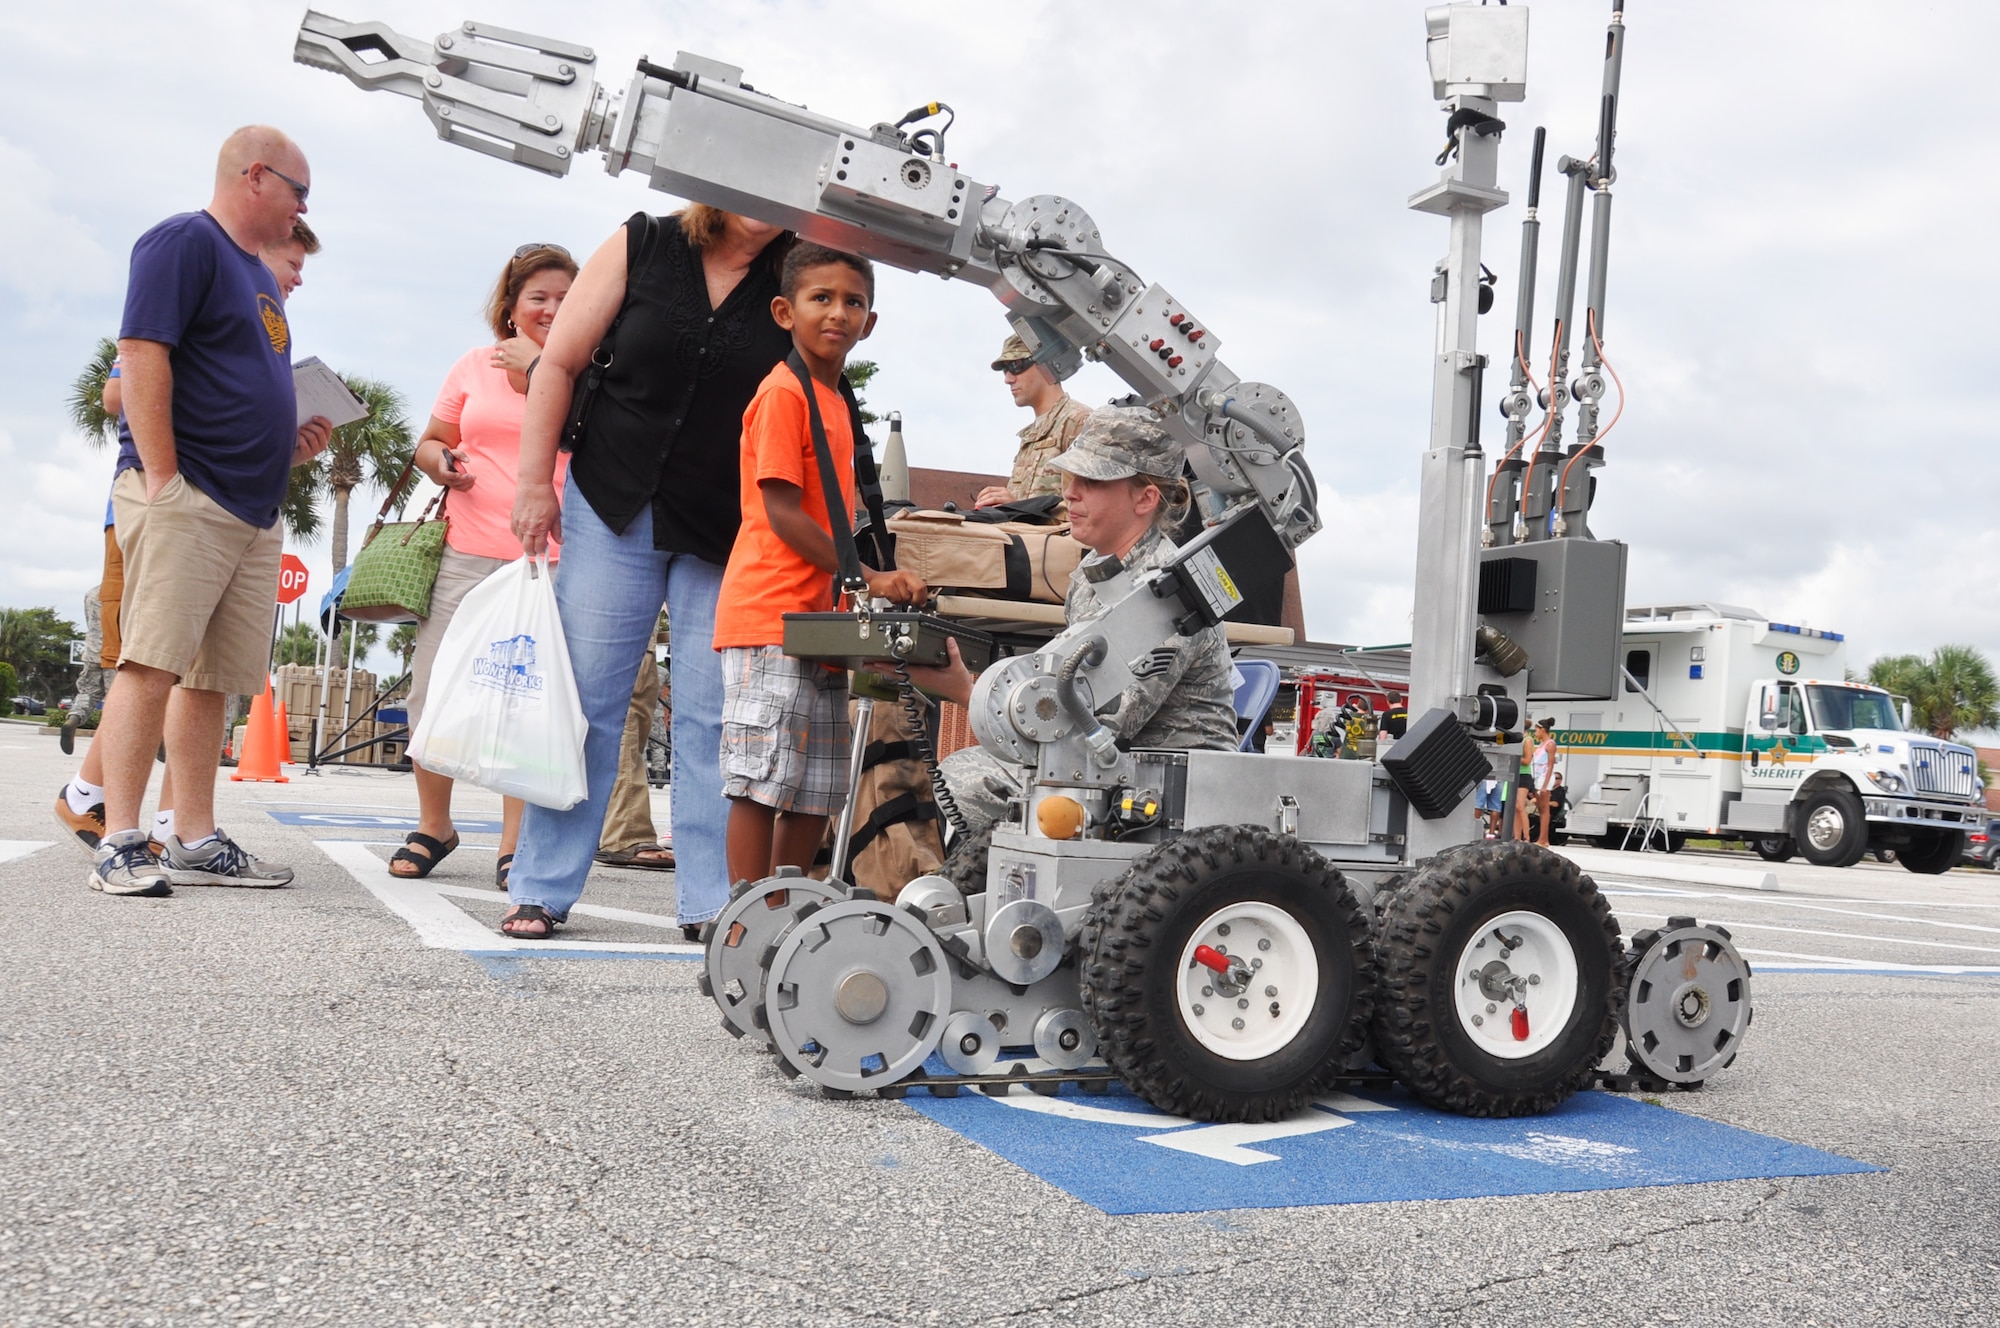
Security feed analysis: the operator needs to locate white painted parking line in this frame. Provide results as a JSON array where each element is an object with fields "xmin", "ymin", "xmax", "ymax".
[
  {"xmin": 1747, "ymin": 956, "xmax": 2000, "ymax": 976},
  {"xmin": 0, "ymin": 840, "xmax": 51, "ymax": 865},
  {"xmin": 1138, "ymin": 1113, "xmax": 1357, "ymax": 1165},
  {"xmin": 1614, "ymin": 909, "xmax": 2000, "ymax": 959},
  {"xmin": 251, "ymin": 799, "xmax": 450, "ymax": 812},
  {"xmin": 986, "ymin": 1084, "xmax": 1399, "ymax": 1166},
  {"xmin": 316, "ymin": 839, "xmax": 700, "ymax": 957},
  {"xmin": 432, "ymin": 883, "xmax": 687, "ymax": 931},
  {"xmin": 989, "ymin": 1094, "xmax": 1191, "ymax": 1129},
  {"xmin": 1599, "ymin": 882, "xmax": 2000, "ymax": 911}
]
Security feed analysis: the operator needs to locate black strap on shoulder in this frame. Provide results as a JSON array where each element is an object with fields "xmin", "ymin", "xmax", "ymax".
[
  {"xmin": 563, "ymin": 214, "xmax": 660, "ymax": 453},
  {"xmin": 839, "ymin": 381, "xmax": 895, "ymax": 571},
  {"xmin": 785, "ymin": 349, "xmax": 894, "ymax": 603}
]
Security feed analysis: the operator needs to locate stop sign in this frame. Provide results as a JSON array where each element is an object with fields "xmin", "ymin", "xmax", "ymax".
[{"xmin": 277, "ymin": 553, "xmax": 310, "ymax": 605}]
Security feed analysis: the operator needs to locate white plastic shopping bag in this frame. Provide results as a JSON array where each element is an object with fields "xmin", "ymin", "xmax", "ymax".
[{"xmin": 408, "ymin": 556, "xmax": 587, "ymax": 809}]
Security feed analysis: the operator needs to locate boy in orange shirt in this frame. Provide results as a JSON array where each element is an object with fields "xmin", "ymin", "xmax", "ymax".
[{"xmin": 713, "ymin": 243, "xmax": 926, "ymax": 883}]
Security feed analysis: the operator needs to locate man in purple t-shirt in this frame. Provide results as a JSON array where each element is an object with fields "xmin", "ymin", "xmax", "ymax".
[{"xmin": 87, "ymin": 126, "xmax": 333, "ymax": 898}]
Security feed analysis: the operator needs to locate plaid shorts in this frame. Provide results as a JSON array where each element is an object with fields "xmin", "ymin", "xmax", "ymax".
[{"xmin": 720, "ymin": 646, "xmax": 852, "ymax": 815}]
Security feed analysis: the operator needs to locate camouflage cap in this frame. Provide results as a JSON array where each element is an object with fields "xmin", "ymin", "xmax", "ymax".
[
  {"xmin": 1046, "ymin": 406, "xmax": 1183, "ymax": 482},
  {"xmin": 990, "ymin": 333, "xmax": 1034, "ymax": 371}
]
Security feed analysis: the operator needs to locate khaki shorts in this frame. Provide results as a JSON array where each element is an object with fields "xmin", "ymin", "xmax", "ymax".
[
  {"xmin": 112, "ymin": 468, "xmax": 282, "ymax": 696},
  {"xmin": 98, "ymin": 523, "xmax": 125, "ymax": 670},
  {"xmin": 720, "ymin": 646, "xmax": 851, "ymax": 816},
  {"xmin": 406, "ymin": 544, "xmax": 512, "ymax": 731}
]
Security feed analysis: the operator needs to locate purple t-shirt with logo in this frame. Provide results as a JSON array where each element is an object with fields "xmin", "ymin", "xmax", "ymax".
[{"xmin": 117, "ymin": 211, "xmax": 296, "ymax": 528}]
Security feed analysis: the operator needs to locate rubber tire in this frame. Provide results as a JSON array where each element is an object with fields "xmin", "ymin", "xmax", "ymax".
[
  {"xmin": 1372, "ymin": 840, "xmax": 1624, "ymax": 1117},
  {"xmin": 1078, "ymin": 825, "xmax": 1372, "ymax": 1123},
  {"xmin": 1794, "ymin": 788, "xmax": 1868, "ymax": 868},
  {"xmin": 1899, "ymin": 829, "xmax": 1964, "ymax": 875},
  {"xmin": 1662, "ymin": 832, "xmax": 1688, "ymax": 854},
  {"xmin": 1752, "ymin": 836, "xmax": 1795, "ymax": 864},
  {"xmin": 939, "ymin": 821, "xmax": 993, "ymax": 896}
]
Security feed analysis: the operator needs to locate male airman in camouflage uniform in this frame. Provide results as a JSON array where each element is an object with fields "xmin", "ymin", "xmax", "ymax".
[
  {"xmin": 972, "ymin": 334, "xmax": 1093, "ymax": 512},
  {"xmin": 919, "ymin": 406, "xmax": 1238, "ymax": 836}
]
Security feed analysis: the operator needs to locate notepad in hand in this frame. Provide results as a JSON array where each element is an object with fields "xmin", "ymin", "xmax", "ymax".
[{"xmin": 293, "ymin": 356, "xmax": 370, "ymax": 429}]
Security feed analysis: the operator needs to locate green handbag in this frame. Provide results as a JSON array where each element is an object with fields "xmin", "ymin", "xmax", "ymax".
[{"xmin": 342, "ymin": 458, "xmax": 449, "ymax": 624}]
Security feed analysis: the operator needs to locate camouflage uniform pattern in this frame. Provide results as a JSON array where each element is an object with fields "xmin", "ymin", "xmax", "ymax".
[
  {"xmin": 1007, "ymin": 394, "xmax": 1091, "ymax": 502},
  {"xmin": 1065, "ymin": 526, "xmax": 1238, "ymax": 752},
  {"xmin": 941, "ymin": 522, "xmax": 1238, "ymax": 834},
  {"xmin": 992, "ymin": 332, "xmax": 1088, "ymax": 504},
  {"xmin": 1047, "ymin": 405, "xmax": 1187, "ymax": 482},
  {"xmin": 73, "ymin": 587, "xmax": 110, "ymax": 718}
]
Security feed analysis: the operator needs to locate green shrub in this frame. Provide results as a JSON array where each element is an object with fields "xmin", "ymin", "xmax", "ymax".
[{"xmin": 0, "ymin": 660, "xmax": 16, "ymax": 713}]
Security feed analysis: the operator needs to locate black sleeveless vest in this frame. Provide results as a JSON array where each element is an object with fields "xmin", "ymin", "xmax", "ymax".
[{"xmin": 568, "ymin": 212, "xmax": 792, "ymax": 565}]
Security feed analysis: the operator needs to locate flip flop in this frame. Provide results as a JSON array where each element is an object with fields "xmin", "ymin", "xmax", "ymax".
[
  {"xmin": 388, "ymin": 831, "xmax": 460, "ymax": 879},
  {"xmin": 499, "ymin": 904, "xmax": 556, "ymax": 940},
  {"xmin": 495, "ymin": 852, "xmax": 514, "ymax": 890},
  {"xmin": 594, "ymin": 845, "xmax": 676, "ymax": 871}
]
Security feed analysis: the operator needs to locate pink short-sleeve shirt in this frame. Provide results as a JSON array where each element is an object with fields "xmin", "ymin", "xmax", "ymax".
[{"xmin": 430, "ymin": 346, "xmax": 567, "ymax": 560}]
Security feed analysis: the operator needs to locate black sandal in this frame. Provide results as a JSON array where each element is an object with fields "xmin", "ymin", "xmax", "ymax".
[
  {"xmin": 495, "ymin": 852, "xmax": 515, "ymax": 890},
  {"xmin": 388, "ymin": 831, "xmax": 460, "ymax": 879},
  {"xmin": 500, "ymin": 904, "xmax": 556, "ymax": 940}
]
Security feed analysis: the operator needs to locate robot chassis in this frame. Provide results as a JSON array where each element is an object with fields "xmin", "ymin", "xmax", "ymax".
[{"xmin": 301, "ymin": 2, "xmax": 1752, "ymax": 1120}]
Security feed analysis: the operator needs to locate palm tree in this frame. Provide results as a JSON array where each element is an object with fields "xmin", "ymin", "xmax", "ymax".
[
  {"xmin": 847, "ymin": 358, "xmax": 880, "ymax": 425},
  {"xmin": 388, "ymin": 623, "xmax": 417, "ymax": 672},
  {"xmin": 66, "ymin": 338, "xmax": 119, "ymax": 446},
  {"xmin": 1867, "ymin": 646, "xmax": 2000, "ymax": 739},
  {"xmin": 315, "ymin": 375, "xmax": 417, "ymax": 575},
  {"xmin": 1919, "ymin": 645, "xmax": 2000, "ymax": 739},
  {"xmin": 1865, "ymin": 654, "xmax": 1925, "ymax": 709},
  {"xmin": 274, "ymin": 621, "xmax": 322, "ymax": 668}
]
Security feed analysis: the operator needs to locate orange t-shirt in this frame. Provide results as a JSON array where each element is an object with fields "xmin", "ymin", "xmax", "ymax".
[{"xmin": 713, "ymin": 363, "xmax": 856, "ymax": 649}]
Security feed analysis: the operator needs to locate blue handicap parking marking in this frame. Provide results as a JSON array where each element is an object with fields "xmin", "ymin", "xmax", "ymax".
[
  {"xmin": 266, "ymin": 810, "xmax": 505, "ymax": 833},
  {"xmin": 903, "ymin": 1078, "xmax": 1879, "ymax": 1214}
]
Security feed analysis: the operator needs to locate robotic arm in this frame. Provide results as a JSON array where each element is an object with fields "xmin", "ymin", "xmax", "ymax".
[{"xmin": 295, "ymin": 12, "xmax": 1321, "ymax": 549}]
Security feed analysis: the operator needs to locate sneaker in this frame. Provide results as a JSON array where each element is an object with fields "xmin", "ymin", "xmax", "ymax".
[
  {"xmin": 90, "ymin": 832, "xmax": 172, "ymax": 897},
  {"xmin": 163, "ymin": 829, "xmax": 295, "ymax": 889},
  {"xmin": 54, "ymin": 788, "xmax": 106, "ymax": 855}
]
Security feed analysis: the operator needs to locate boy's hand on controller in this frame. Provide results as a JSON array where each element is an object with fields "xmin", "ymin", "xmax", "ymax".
[{"xmin": 863, "ymin": 568, "xmax": 927, "ymax": 606}]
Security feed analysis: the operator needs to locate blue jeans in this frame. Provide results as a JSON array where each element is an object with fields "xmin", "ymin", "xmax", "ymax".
[{"xmin": 509, "ymin": 474, "xmax": 729, "ymax": 925}]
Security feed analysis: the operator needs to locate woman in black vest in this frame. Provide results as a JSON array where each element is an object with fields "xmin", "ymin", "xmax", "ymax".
[{"xmin": 504, "ymin": 206, "xmax": 792, "ymax": 940}]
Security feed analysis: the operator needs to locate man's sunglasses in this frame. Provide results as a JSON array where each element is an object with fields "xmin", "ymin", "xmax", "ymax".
[
  {"xmin": 515, "ymin": 243, "xmax": 571, "ymax": 259},
  {"xmin": 244, "ymin": 163, "xmax": 309, "ymax": 205},
  {"xmin": 996, "ymin": 360, "xmax": 1037, "ymax": 375}
]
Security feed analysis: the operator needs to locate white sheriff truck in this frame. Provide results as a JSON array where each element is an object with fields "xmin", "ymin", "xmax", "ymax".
[{"xmin": 1552, "ymin": 604, "xmax": 1984, "ymax": 872}]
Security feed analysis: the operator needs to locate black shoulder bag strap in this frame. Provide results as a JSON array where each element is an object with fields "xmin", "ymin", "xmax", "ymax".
[
  {"xmin": 785, "ymin": 349, "xmax": 874, "ymax": 606},
  {"xmin": 835, "ymin": 375, "xmax": 896, "ymax": 572},
  {"xmin": 561, "ymin": 213, "xmax": 660, "ymax": 453}
]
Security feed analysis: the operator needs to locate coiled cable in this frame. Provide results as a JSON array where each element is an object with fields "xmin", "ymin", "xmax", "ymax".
[{"xmin": 892, "ymin": 660, "xmax": 969, "ymax": 838}]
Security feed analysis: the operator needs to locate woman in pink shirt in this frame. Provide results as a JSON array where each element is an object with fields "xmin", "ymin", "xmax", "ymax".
[{"xmin": 390, "ymin": 244, "xmax": 577, "ymax": 883}]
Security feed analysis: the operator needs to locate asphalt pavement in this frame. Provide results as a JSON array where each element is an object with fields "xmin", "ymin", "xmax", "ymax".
[{"xmin": 3, "ymin": 721, "xmax": 1997, "ymax": 1326}]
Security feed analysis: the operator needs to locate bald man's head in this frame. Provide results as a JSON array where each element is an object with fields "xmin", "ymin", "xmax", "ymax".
[
  {"xmin": 211, "ymin": 125, "xmax": 310, "ymax": 251},
  {"xmin": 217, "ymin": 126, "xmax": 303, "ymax": 184}
]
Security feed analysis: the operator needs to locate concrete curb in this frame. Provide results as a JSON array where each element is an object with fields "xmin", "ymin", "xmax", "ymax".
[{"xmin": 1552, "ymin": 843, "xmax": 1780, "ymax": 892}]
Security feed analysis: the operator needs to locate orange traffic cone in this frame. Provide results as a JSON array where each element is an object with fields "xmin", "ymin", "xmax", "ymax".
[
  {"xmin": 231, "ymin": 678, "xmax": 290, "ymax": 783},
  {"xmin": 274, "ymin": 698, "xmax": 292, "ymax": 767}
]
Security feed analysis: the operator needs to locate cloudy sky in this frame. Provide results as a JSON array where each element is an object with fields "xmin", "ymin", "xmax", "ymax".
[{"xmin": 2, "ymin": 1, "xmax": 1993, "ymax": 687}]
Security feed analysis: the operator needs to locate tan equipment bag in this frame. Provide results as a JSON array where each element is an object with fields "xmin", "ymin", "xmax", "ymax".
[
  {"xmin": 817, "ymin": 697, "xmax": 946, "ymax": 895},
  {"xmin": 886, "ymin": 510, "xmax": 1083, "ymax": 605}
]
